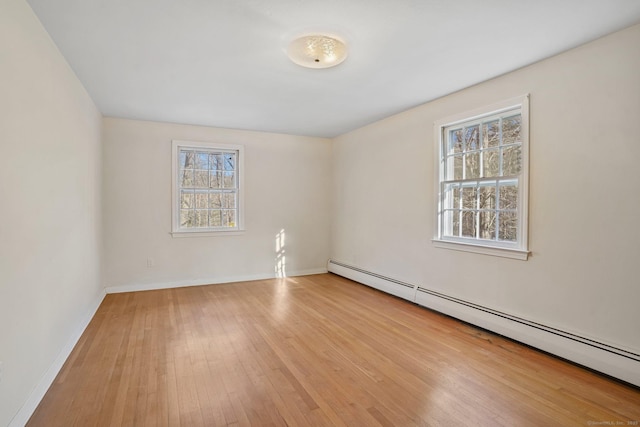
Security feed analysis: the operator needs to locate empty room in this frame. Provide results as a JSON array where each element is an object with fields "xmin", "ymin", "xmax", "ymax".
[{"xmin": 2, "ymin": 0, "xmax": 640, "ymax": 425}]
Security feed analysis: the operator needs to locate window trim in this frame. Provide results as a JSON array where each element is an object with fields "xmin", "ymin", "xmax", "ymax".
[
  {"xmin": 432, "ymin": 95, "xmax": 530, "ymax": 260},
  {"xmin": 171, "ymin": 139, "xmax": 245, "ymax": 237}
]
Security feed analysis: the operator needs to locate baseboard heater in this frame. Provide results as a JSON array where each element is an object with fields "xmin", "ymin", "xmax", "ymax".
[{"xmin": 327, "ymin": 259, "xmax": 640, "ymax": 387}]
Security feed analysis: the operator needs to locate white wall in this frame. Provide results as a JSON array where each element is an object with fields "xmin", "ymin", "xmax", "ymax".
[
  {"xmin": 331, "ymin": 24, "xmax": 640, "ymax": 356},
  {"xmin": 102, "ymin": 118, "xmax": 331, "ymax": 291},
  {"xmin": 1, "ymin": 0, "xmax": 637, "ymax": 420},
  {"xmin": 0, "ymin": 0, "xmax": 104, "ymax": 425}
]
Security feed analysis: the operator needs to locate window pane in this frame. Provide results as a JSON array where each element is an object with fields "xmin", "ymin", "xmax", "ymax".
[
  {"xmin": 499, "ymin": 211, "xmax": 518, "ymax": 241},
  {"xmin": 447, "ymin": 155, "xmax": 463, "ymax": 180},
  {"xmin": 209, "ymin": 193, "xmax": 222, "ymax": 209},
  {"xmin": 483, "ymin": 120, "xmax": 499, "ymax": 148},
  {"xmin": 210, "ymin": 171, "xmax": 222, "ymax": 188},
  {"xmin": 443, "ymin": 210, "xmax": 460, "ymax": 237},
  {"xmin": 209, "ymin": 210, "xmax": 222, "ymax": 227},
  {"xmin": 180, "ymin": 209, "xmax": 194, "ymax": 227},
  {"xmin": 461, "ymin": 187, "xmax": 477, "ymax": 209},
  {"xmin": 195, "ymin": 152, "xmax": 208, "ymax": 169},
  {"xmin": 483, "ymin": 148, "xmax": 500, "ymax": 177},
  {"xmin": 479, "ymin": 211, "xmax": 496, "ymax": 240},
  {"xmin": 461, "ymin": 211, "xmax": 476, "ymax": 238},
  {"xmin": 224, "ymin": 154, "xmax": 236, "ymax": 171},
  {"xmin": 210, "ymin": 154, "xmax": 223, "ymax": 171},
  {"xmin": 223, "ymin": 210, "xmax": 236, "ymax": 227},
  {"xmin": 449, "ymin": 129, "xmax": 463, "ymax": 154},
  {"xmin": 181, "ymin": 170, "xmax": 194, "ymax": 188},
  {"xmin": 479, "ymin": 185, "xmax": 496, "ymax": 210},
  {"xmin": 180, "ymin": 191, "xmax": 194, "ymax": 209},
  {"xmin": 223, "ymin": 192, "xmax": 236, "ymax": 209},
  {"xmin": 502, "ymin": 145, "xmax": 521, "ymax": 176},
  {"xmin": 499, "ymin": 184, "xmax": 518, "ymax": 210},
  {"xmin": 452, "ymin": 210, "xmax": 460, "ymax": 237},
  {"xmin": 464, "ymin": 125, "xmax": 479, "ymax": 151},
  {"xmin": 502, "ymin": 114, "xmax": 521, "ymax": 145},
  {"xmin": 180, "ymin": 150, "xmax": 195, "ymax": 169},
  {"xmin": 465, "ymin": 153, "xmax": 480, "ymax": 179},
  {"xmin": 195, "ymin": 210, "xmax": 208, "ymax": 227},
  {"xmin": 195, "ymin": 192, "xmax": 208, "ymax": 209},
  {"xmin": 452, "ymin": 185, "xmax": 460, "ymax": 209},
  {"xmin": 223, "ymin": 171, "xmax": 235, "ymax": 188},
  {"xmin": 195, "ymin": 170, "xmax": 209, "ymax": 188}
]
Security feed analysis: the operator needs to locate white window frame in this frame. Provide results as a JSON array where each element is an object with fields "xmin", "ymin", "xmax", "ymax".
[
  {"xmin": 171, "ymin": 140, "xmax": 245, "ymax": 237},
  {"xmin": 433, "ymin": 95, "xmax": 530, "ymax": 260}
]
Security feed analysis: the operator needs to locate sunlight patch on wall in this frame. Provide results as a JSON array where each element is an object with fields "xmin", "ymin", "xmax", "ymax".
[{"xmin": 275, "ymin": 229, "xmax": 286, "ymax": 278}]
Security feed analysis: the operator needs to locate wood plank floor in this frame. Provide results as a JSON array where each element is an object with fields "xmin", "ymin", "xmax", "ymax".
[{"xmin": 28, "ymin": 274, "xmax": 640, "ymax": 426}]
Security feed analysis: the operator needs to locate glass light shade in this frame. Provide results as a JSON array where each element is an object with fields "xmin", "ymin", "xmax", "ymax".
[{"xmin": 287, "ymin": 34, "xmax": 348, "ymax": 69}]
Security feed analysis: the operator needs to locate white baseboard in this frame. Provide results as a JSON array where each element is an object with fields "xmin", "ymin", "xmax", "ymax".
[
  {"xmin": 328, "ymin": 259, "xmax": 640, "ymax": 388},
  {"xmin": 414, "ymin": 286, "xmax": 640, "ymax": 387},
  {"xmin": 327, "ymin": 260, "xmax": 416, "ymax": 301},
  {"xmin": 105, "ymin": 268, "xmax": 328, "ymax": 294},
  {"xmin": 9, "ymin": 289, "xmax": 107, "ymax": 427}
]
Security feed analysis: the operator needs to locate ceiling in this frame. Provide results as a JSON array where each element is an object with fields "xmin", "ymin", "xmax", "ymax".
[{"xmin": 26, "ymin": 0, "xmax": 640, "ymax": 138}]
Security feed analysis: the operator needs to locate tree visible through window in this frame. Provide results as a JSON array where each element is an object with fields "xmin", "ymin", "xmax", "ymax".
[
  {"xmin": 172, "ymin": 140, "xmax": 243, "ymax": 234},
  {"xmin": 434, "ymin": 96, "xmax": 529, "ymax": 259}
]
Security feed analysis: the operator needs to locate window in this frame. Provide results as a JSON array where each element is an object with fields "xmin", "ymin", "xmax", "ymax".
[
  {"xmin": 433, "ymin": 95, "xmax": 529, "ymax": 260},
  {"xmin": 171, "ymin": 140, "xmax": 244, "ymax": 236}
]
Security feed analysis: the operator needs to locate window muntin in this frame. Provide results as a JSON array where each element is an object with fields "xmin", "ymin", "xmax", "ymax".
[
  {"xmin": 435, "ymin": 96, "xmax": 529, "ymax": 258},
  {"xmin": 172, "ymin": 140, "xmax": 243, "ymax": 235}
]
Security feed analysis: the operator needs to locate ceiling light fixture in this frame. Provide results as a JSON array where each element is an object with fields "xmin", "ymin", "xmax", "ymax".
[{"xmin": 287, "ymin": 34, "xmax": 348, "ymax": 69}]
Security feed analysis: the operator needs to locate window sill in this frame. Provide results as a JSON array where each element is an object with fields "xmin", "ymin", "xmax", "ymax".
[
  {"xmin": 432, "ymin": 239, "xmax": 529, "ymax": 260},
  {"xmin": 171, "ymin": 229, "xmax": 246, "ymax": 238}
]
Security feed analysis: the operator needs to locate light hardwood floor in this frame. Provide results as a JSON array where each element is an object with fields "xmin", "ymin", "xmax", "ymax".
[{"xmin": 28, "ymin": 274, "xmax": 640, "ymax": 426}]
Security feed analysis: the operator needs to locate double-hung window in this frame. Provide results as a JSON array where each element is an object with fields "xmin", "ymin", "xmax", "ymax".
[
  {"xmin": 433, "ymin": 95, "xmax": 529, "ymax": 260},
  {"xmin": 171, "ymin": 140, "xmax": 244, "ymax": 236}
]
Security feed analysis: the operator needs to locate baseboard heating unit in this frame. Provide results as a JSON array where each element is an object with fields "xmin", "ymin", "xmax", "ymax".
[{"xmin": 327, "ymin": 259, "xmax": 640, "ymax": 387}]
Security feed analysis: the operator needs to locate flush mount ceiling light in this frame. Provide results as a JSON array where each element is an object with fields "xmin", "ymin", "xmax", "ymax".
[{"xmin": 287, "ymin": 34, "xmax": 348, "ymax": 69}]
